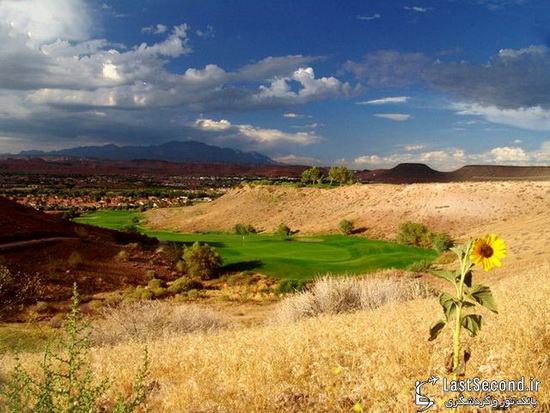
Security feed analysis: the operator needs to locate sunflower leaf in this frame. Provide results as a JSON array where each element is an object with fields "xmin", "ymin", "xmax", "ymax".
[
  {"xmin": 470, "ymin": 284, "xmax": 498, "ymax": 313},
  {"xmin": 429, "ymin": 320, "xmax": 446, "ymax": 341},
  {"xmin": 431, "ymin": 270, "xmax": 458, "ymax": 285},
  {"xmin": 461, "ymin": 314, "xmax": 483, "ymax": 337},
  {"xmin": 439, "ymin": 292, "xmax": 457, "ymax": 321}
]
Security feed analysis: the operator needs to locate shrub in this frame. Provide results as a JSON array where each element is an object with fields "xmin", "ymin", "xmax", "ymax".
[
  {"xmin": 167, "ymin": 277, "xmax": 203, "ymax": 294},
  {"xmin": 0, "ymin": 284, "xmax": 150, "ymax": 412},
  {"xmin": 276, "ymin": 223, "xmax": 292, "ymax": 236},
  {"xmin": 233, "ymin": 223, "xmax": 257, "ymax": 235},
  {"xmin": 432, "ymin": 232, "xmax": 454, "ymax": 253},
  {"xmin": 68, "ymin": 251, "xmax": 83, "ymax": 269},
  {"xmin": 121, "ymin": 224, "xmax": 139, "ymax": 233},
  {"xmin": 91, "ymin": 301, "xmax": 225, "ymax": 346},
  {"xmin": 339, "ymin": 219, "xmax": 354, "ymax": 235},
  {"xmin": 395, "ymin": 221, "xmax": 453, "ymax": 252},
  {"xmin": 395, "ymin": 222, "xmax": 430, "ymax": 247},
  {"xmin": 147, "ymin": 278, "xmax": 165, "ymax": 289},
  {"xmin": 175, "ymin": 260, "xmax": 186, "ymax": 273},
  {"xmin": 406, "ymin": 260, "xmax": 432, "ymax": 273},
  {"xmin": 275, "ymin": 279, "xmax": 307, "ymax": 294},
  {"xmin": 183, "ymin": 242, "xmax": 222, "ymax": 280},
  {"xmin": 116, "ymin": 250, "xmax": 129, "ymax": 262},
  {"xmin": 61, "ymin": 207, "xmax": 80, "ymax": 220},
  {"xmin": 271, "ymin": 274, "xmax": 435, "ymax": 324}
]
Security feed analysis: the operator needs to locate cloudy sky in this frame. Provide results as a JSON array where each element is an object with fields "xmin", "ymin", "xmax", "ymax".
[{"xmin": 0, "ymin": 0, "xmax": 549, "ymax": 170}]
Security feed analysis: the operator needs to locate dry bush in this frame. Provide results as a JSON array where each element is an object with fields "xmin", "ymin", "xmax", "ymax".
[
  {"xmin": 90, "ymin": 301, "xmax": 226, "ymax": 346},
  {"xmin": 271, "ymin": 272, "xmax": 435, "ymax": 324}
]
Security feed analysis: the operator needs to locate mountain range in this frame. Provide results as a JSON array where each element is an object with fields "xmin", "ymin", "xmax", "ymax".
[{"xmin": 19, "ymin": 141, "xmax": 276, "ymax": 165}]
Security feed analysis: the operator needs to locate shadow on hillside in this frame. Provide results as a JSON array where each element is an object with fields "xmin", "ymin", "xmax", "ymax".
[{"xmin": 223, "ymin": 260, "xmax": 264, "ymax": 272}]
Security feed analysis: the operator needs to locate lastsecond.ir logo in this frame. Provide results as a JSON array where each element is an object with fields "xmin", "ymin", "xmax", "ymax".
[{"xmin": 415, "ymin": 375, "xmax": 439, "ymax": 412}]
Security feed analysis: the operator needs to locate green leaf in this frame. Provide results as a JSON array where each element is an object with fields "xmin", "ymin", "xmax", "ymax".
[
  {"xmin": 450, "ymin": 246, "xmax": 464, "ymax": 259},
  {"xmin": 461, "ymin": 314, "xmax": 483, "ymax": 337},
  {"xmin": 429, "ymin": 320, "xmax": 446, "ymax": 341},
  {"xmin": 469, "ymin": 285, "xmax": 498, "ymax": 313},
  {"xmin": 431, "ymin": 270, "xmax": 458, "ymax": 284},
  {"xmin": 439, "ymin": 292, "xmax": 457, "ymax": 321}
]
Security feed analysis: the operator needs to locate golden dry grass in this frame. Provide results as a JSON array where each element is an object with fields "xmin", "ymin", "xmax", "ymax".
[{"xmin": 2, "ymin": 263, "xmax": 548, "ymax": 412}]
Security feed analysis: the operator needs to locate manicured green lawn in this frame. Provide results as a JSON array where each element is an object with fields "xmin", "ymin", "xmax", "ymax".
[
  {"xmin": 76, "ymin": 211, "xmax": 437, "ymax": 280},
  {"xmin": 75, "ymin": 210, "xmax": 144, "ymax": 230}
]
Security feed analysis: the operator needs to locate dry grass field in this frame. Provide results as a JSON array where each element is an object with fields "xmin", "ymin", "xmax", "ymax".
[{"xmin": 2, "ymin": 181, "xmax": 549, "ymax": 412}]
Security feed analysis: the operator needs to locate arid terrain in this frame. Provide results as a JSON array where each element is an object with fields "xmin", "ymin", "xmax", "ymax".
[{"xmin": 1, "ymin": 180, "xmax": 550, "ymax": 412}]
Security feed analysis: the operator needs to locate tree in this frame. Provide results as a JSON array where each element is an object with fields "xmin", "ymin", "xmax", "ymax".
[
  {"xmin": 328, "ymin": 166, "xmax": 355, "ymax": 185},
  {"xmin": 183, "ymin": 242, "xmax": 222, "ymax": 280},
  {"xmin": 328, "ymin": 167, "xmax": 339, "ymax": 185},
  {"xmin": 300, "ymin": 168, "xmax": 312, "ymax": 184},
  {"xmin": 301, "ymin": 167, "xmax": 323, "ymax": 185}
]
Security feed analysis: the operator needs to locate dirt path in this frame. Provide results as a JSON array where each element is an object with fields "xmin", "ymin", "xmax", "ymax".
[{"xmin": 0, "ymin": 237, "xmax": 79, "ymax": 251}]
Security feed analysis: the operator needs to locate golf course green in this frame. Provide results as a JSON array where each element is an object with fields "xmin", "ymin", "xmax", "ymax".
[{"xmin": 75, "ymin": 210, "xmax": 437, "ymax": 279}]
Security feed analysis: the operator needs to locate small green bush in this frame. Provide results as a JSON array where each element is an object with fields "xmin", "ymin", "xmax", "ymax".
[
  {"xmin": 183, "ymin": 242, "xmax": 222, "ymax": 280},
  {"xmin": 432, "ymin": 233, "xmax": 454, "ymax": 253},
  {"xmin": 276, "ymin": 279, "xmax": 307, "ymax": 294},
  {"xmin": 395, "ymin": 221, "xmax": 453, "ymax": 252},
  {"xmin": 276, "ymin": 223, "xmax": 292, "ymax": 236},
  {"xmin": 395, "ymin": 222, "xmax": 430, "ymax": 247},
  {"xmin": 167, "ymin": 277, "xmax": 203, "ymax": 294},
  {"xmin": 233, "ymin": 223, "xmax": 257, "ymax": 235},
  {"xmin": 407, "ymin": 260, "xmax": 433, "ymax": 273},
  {"xmin": 147, "ymin": 278, "xmax": 165, "ymax": 289},
  {"xmin": 339, "ymin": 219, "xmax": 354, "ymax": 235}
]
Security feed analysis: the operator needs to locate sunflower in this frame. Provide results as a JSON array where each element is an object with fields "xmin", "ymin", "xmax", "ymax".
[{"xmin": 470, "ymin": 234, "xmax": 506, "ymax": 272}]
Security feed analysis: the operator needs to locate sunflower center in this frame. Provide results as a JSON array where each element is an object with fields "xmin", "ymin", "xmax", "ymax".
[{"xmin": 479, "ymin": 244, "xmax": 494, "ymax": 258}]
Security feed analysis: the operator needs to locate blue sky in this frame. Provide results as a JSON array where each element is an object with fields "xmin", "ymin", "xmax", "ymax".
[{"xmin": 0, "ymin": 0, "xmax": 549, "ymax": 170}]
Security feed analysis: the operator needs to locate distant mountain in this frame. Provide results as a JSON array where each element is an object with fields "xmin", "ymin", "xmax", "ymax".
[{"xmin": 19, "ymin": 140, "xmax": 277, "ymax": 165}]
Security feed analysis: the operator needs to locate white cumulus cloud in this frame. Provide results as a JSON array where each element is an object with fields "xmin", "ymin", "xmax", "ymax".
[{"xmin": 192, "ymin": 118, "xmax": 322, "ymax": 146}]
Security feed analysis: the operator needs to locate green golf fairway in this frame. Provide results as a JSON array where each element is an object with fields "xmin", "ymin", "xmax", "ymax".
[{"xmin": 76, "ymin": 210, "xmax": 437, "ymax": 280}]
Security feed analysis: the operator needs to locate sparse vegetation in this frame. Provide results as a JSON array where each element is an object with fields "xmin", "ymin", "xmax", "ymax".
[
  {"xmin": 395, "ymin": 221, "xmax": 454, "ymax": 252},
  {"xmin": 275, "ymin": 279, "xmax": 307, "ymax": 295},
  {"xmin": 271, "ymin": 273, "xmax": 434, "ymax": 324},
  {"xmin": 0, "ymin": 285, "xmax": 150, "ymax": 412},
  {"xmin": 233, "ymin": 223, "xmax": 257, "ymax": 235},
  {"xmin": 91, "ymin": 301, "xmax": 225, "ymax": 346},
  {"xmin": 167, "ymin": 276, "xmax": 203, "ymax": 294},
  {"xmin": 406, "ymin": 260, "xmax": 432, "ymax": 273},
  {"xmin": 183, "ymin": 242, "xmax": 222, "ymax": 280},
  {"xmin": 338, "ymin": 219, "xmax": 354, "ymax": 235},
  {"xmin": 275, "ymin": 223, "xmax": 292, "ymax": 236}
]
